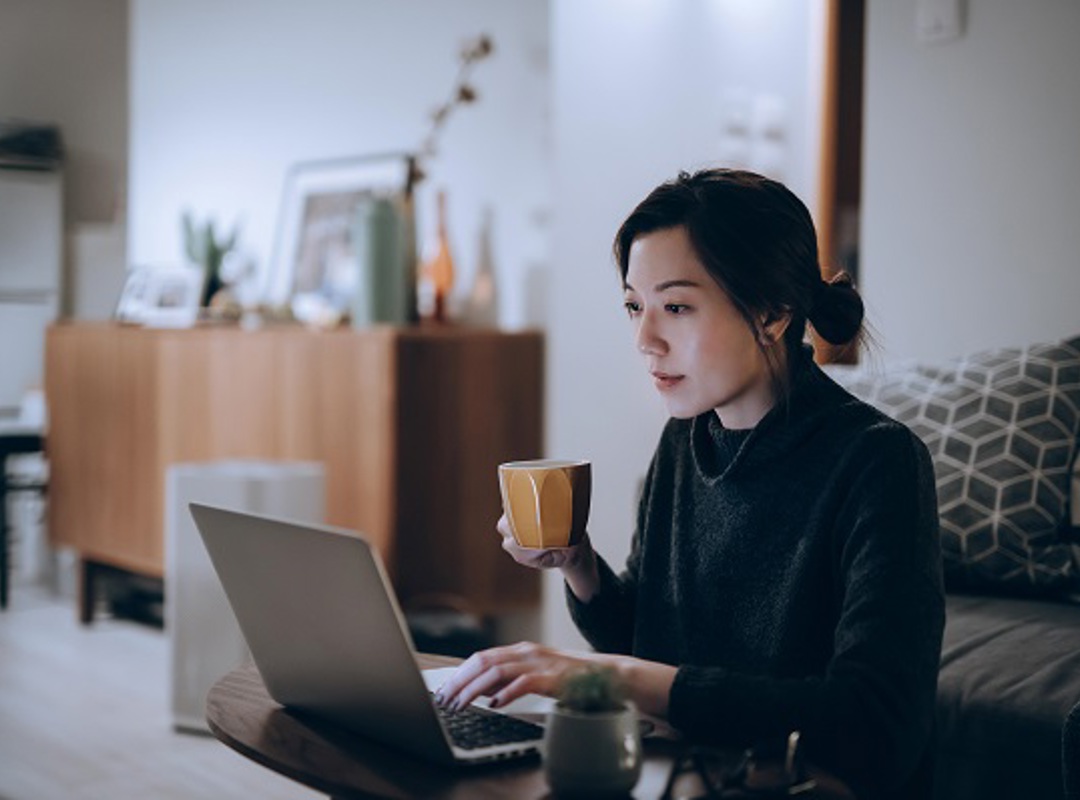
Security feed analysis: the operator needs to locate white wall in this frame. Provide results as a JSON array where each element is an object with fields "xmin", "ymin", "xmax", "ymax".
[
  {"xmin": 29, "ymin": 0, "xmax": 1080, "ymax": 648},
  {"xmin": 861, "ymin": 0, "xmax": 1080, "ymax": 362},
  {"xmin": 0, "ymin": 0, "xmax": 129, "ymax": 318},
  {"xmin": 545, "ymin": 0, "xmax": 822, "ymax": 648},
  {"xmin": 129, "ymin": 0, "xmax": 550, "ymax": 328},
  {"xmin": 127, "ymin": 0, "xmax": 824, "ymax": 649}
]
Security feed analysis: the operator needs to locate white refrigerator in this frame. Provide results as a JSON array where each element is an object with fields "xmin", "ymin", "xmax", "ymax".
[{"xmin": 0, "ymin": 165, "xmax": 62, "ymax": 415}]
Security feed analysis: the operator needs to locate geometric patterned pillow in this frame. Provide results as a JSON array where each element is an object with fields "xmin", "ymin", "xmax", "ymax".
[{"xmin": 827, "ymin": 335, "xmax": 1080, "ymax": 596}]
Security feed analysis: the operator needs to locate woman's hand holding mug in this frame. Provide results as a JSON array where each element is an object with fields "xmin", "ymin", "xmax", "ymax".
[
  {"xmin": 496, "ymin": 459, "xmax": 599, "ymax": 601},
  {"xmin": 496, "ymin": 514, "xmax": 593, "ymax": 570}
]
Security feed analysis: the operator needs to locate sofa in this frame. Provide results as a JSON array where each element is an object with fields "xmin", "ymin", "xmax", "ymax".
[{"xmin": 827, "ymin": 334, "xmax": 1080, "ymax": 800}]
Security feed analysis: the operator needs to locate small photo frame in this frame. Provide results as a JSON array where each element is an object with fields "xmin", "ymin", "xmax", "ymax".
[
  {"xmin": 114, "ymin": 265, "xmax": 204, "ymax": 328},
  {"xmin": 114, "ymin": 266, "xmax": 154, "ymax": 324},
  {"xmin": 266, "ymin": 152, "xmax": 417, "ymax": 312}
]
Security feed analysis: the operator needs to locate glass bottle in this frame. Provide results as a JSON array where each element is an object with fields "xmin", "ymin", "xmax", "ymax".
[
  {"xmin": 419, "ymin": 190, "xmax": 455, "ymax": 323},
  {"xmin": 462, "ymin": 207, "xmax": 498, "ymax": 327}
]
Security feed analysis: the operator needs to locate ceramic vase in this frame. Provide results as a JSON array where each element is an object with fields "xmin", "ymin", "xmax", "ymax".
[
  {"xmin": 352, "ymin": 195, "xmax": 412, "ymax": 326},
  {"xmin": 543, "ymin": 702, "xmax": 643, "ymax": 798}
]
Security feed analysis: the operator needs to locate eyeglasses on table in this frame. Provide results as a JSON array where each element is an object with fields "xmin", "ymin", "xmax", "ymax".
[{"xmin": 660, "ymin": 730, "xmax": 818, "ymax": 799}]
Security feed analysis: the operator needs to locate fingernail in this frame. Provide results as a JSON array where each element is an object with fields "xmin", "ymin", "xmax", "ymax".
[{"xmin": 434, "ymin": 692, "xmax": 444, "ymax": 706}]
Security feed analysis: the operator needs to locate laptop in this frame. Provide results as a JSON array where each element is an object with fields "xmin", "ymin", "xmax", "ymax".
[{"xmin": 188, "ymin": 502, "xmax": 544, "ymax": 766}]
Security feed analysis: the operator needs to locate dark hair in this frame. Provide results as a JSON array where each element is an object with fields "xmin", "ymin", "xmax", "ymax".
[{"xmin": 613, "ymin": 168, "xmax": 864, "ymax": 398}]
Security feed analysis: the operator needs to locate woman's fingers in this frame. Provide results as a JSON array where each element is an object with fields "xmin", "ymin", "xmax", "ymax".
[
  {"xmin": 497, "ymin": 516, "xmax": 546, "ymax": 565},
  {"xmin": 496, "ymin": 514, "xmax": 514, "ymax": 541},
  {"xmin": 436, "ymin": 643, "xmax": 579, "ymax": 710},
  {"xmin": 436, "ymin": 645, "xmax": 525, "ymax": 709},
  {"xmin": 491, "ymin": 671, "xmax": 554, "ymax": 709},
  {"xmin": 450, "ymin": 661, "xmax": 527, "ymax": 710},
  {"xmin": 497, "ymin": 516, "xmax": 567, "ymax": 569}
]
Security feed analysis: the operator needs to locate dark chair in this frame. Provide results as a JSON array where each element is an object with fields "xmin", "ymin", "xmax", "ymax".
[
  {"xmin": 1065, "ymin": 702, "xmax": 1080, "ymax": 800},
  {"xmin": 1, "ymin": 428, "xmax": 46, "ymax": 609}
]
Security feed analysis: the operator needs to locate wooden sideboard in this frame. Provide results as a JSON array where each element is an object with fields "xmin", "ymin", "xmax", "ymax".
[{"xmin": 45, "ymin": 322, "xmax": 543, "ymax": 622}]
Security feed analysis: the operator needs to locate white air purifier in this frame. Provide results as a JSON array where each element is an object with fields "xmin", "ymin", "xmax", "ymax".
[{"xmin": 166, "ymin": 460, "xmax": 325, "ymax": 733}]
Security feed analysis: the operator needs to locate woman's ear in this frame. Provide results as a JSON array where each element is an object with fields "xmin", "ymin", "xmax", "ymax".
[{"xmin": 756, "ymin": 309, "xmax": 792, "ymax": 346}]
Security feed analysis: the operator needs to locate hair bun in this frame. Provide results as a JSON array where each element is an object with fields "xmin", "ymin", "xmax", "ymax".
[{"xmin": 809, "ymin": 271, "xmax": 864, "ymax": 345}]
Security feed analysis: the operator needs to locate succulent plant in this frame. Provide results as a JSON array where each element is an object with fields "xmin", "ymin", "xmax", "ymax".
[
  {"xmin": 182, "ymin": 211, "xmax": 239, "ymax": 306},
  {"xmin": 556, "ymin": 665, "xmax": 628, "ymax": 714}
]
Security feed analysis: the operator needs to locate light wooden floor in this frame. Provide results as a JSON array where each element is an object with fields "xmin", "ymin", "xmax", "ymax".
[{"xmin": 0, "ymin": 585, "xmax": 321, "ymax": 800}]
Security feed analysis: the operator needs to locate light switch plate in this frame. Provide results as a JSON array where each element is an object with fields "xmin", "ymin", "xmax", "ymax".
[
  {"xmin": 752, "ymin": 94, "xmax": 787, "ymax": 141},
  {"xmin": 916, "ymin": 0, "xmax": 964, "ymax": 45}
]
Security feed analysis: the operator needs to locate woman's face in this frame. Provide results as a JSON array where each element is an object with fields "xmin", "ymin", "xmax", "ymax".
[{"xmin": 623, "ymin": 225, "xmax": 778, "ymax": 429}]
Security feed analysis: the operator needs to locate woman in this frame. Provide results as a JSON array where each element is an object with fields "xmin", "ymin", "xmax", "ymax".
[{"xmin": 436, "ymin": 169, "xmax": 944, "ymax": 799}]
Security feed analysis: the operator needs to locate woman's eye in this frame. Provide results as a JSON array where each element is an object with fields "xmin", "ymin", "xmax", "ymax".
[
  {"xmin": 624, "ymin": 301, "xmax": 641, "ymax": 316},
  {"xmin": 665, "ymin": 303, "xmax": 690, "ymax": 314}
]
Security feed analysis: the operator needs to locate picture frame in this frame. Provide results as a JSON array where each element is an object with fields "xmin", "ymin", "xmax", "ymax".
[
  {"xmin": 266, "ymin": 152, "xmax": 418, "ymax": 312},
  {"xmin": 114, "ymin": 265, "xmax": 155, "ymax": 324},
  {"xmin": 114, "ymin": 265, "xmax": 204, "ymax": 328}
]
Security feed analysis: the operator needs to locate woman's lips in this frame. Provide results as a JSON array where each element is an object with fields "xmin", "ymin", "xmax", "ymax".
[{"xmin": 652, "ymin": 372, "xmax": 684, "ymax": 391}]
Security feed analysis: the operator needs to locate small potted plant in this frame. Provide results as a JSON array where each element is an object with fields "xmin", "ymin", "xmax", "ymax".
[
  {"xmin": 181, "ymin": 211, "xmax": 240, "ymax": 308},
  {"xmin": 543, "ymin": 665, "xmax": 643, "ymax": 798}
]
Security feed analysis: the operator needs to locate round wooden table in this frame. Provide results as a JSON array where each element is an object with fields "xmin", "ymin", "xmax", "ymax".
[{"xmin": 206, "ymin": 657, "xmax": 855, "ymax": 799}]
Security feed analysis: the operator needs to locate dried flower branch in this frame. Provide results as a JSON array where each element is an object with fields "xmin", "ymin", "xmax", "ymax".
[{"xmin": 418, "ymin": 33, "xmax": 495, "ymax": 166}]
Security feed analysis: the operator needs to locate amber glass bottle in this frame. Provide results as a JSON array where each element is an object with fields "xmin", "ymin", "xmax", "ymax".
[{"xmin": 419, "ymin": 190, "xmax": 455, "ymax": 323}]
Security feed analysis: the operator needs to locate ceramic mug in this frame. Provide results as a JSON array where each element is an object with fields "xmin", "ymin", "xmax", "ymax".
[{"xmin": 498, "ymin": 459, "xmax": 591, "ymax": 549}]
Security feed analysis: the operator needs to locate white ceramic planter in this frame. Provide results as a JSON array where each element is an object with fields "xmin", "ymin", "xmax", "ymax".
[{"xmin": 543, "ymin": 703, "xmax": 643, "ymax": 798}]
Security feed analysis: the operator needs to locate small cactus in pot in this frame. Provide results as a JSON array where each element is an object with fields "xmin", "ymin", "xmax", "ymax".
[
  {"xmin": 556, "ymin": 665, "xmax": 628, "ymax": 713},
  {"xmin": 544, "ymin": 665, "xmax": 642, "ymax": 797},
  {"xmin": 182, "ymin": 211, "xmax": 239, "ymax": 307}
]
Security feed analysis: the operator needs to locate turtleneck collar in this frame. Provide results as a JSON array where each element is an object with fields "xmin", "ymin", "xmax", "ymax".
[{"xmin": 690, "ymin": 345, "xmax": 841, "ymax": 484}]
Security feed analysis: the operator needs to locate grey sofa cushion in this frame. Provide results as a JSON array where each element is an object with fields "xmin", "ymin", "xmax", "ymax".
[
  {"xmin": 937, "ymin": 594, "xmax": 1080, "ymax": 799},
  {"xmin": 829, "ymin": 335, "xmax": 1080, "ymax": 595}
]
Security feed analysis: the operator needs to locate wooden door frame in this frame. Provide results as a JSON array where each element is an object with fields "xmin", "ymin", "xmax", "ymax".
[
  {"xmin": 816, "ymin": 0, "xmax": 841, "ymax": 279},
  {"xmin": 814, "ymin": 0, "xmax": 865, "ymax": 363}
]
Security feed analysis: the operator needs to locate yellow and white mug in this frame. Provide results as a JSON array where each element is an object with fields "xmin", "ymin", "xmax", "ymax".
[{"xmin": 498, "ymin": 459, "xmax": 591, "ymax": 549}]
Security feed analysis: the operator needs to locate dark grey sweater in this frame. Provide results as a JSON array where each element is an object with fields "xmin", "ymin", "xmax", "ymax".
[{"xmin": 568, "ymin": 350, "xmax": 944, "ymax": 800}]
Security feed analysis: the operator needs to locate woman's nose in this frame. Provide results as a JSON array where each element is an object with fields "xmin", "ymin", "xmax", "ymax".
[{"xmin": 635, "ymin": 311, "xmax": 665, "ymax": 355}]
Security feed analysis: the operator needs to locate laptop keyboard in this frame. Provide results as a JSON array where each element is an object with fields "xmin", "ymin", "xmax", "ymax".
[{"xmin": 433, "ymin": 697, "xmax": 544, "ymax": 750}]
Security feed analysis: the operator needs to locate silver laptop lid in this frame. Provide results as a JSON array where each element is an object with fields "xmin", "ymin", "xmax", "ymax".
[{"xmin": 188, "ymin": 503, "xmax": 456, "ymax": 764}]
